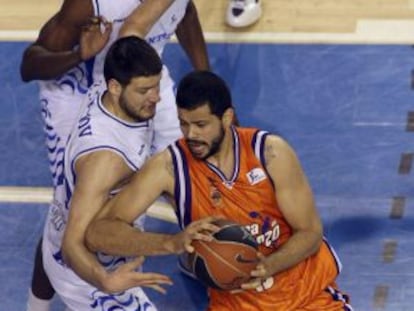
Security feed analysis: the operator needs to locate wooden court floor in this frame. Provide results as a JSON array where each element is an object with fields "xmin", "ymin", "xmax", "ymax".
[{"xmin": 2, "ymin": 0, "xmax": 414, "ymax": 43}]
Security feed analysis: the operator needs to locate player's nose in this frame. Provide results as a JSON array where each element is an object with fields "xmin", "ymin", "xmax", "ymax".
[{"xmin": 148, "ymin": 87, "xmax": 161, "ymax": 103}]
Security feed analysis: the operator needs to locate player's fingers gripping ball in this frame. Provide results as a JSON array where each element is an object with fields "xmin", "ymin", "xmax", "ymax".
[{"xmin": 187, "ymin": 219, "xmax": 259, "ymax": 290}]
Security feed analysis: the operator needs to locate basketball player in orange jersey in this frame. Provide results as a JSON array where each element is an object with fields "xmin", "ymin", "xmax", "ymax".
[{"xmin": 85, "ymin": 70, "xmax": 353, "ymax": 310}]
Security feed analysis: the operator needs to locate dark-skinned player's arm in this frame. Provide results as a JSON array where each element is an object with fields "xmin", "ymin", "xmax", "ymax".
[
  {"xmin": 86, "ymin": 149, "xmax": 220, "ymax": 257},
  {"xmin": 61, "ymin": 150, "xmax": 172, "ymax": 294},
  {"xmin": 175, "ymin": 1, "xmax": 210, "ymax": 70},
  {"xmin": 20, "ymin": 0, "xmax": 111, "ymax": 81}
]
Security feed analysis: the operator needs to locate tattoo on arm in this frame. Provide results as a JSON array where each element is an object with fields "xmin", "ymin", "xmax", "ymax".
[{"xmin": 264, "ymin": 142, "xmax": 278, "ymax": 166}]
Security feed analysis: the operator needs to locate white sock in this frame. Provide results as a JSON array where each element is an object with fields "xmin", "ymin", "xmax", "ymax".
[{"xmin": 26, "ymin": 289, "xmax": 52, "ymax": 311}]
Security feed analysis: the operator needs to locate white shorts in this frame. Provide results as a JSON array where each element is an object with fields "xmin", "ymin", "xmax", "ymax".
[{"xmin": 42, "ymin": 241, "xmax": 157, "ymax": 311}]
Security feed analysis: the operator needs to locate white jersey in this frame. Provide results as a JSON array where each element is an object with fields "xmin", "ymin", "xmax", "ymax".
[
  {"xmin": 38, "ymin": 0, "xmax": 187, "ymax": 188},
  {"xmin": 42, "ymin": 82, "xmax": 156, "ymax": 311},
  {"xmin": 38, "ymin": 62, "xmax": 92, "ymax": 187},
  {"xmin": 43, "ymin": 81, "xmax": 152, "ymax": 265},
  {"xmin": 92, "ymin": 0, "xmax": 188, "ymax": 153}
]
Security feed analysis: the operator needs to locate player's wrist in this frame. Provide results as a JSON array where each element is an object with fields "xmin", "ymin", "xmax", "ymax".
[
  {"xmin": 98, "ymin": 270, "xmax": 122, "ymax": 294},
  {"xmin": 74, "ymin": 45, "xmax": 90, "ymax": 63},
  {"xmin": 163, "ymin": 235, "xmax": 182, "ymax": 254}
]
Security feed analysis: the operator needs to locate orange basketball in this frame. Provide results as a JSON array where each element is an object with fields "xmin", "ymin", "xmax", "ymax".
[{"xmin": 187, "ymin": 219, "xmax": 259, "ymax": 290}]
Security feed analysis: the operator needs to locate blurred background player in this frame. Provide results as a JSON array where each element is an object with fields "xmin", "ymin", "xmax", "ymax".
[
  {"xmin": 20, "ymin": 0, "xmax": 209, "ymax": 310},
  {"xmin": 226, "ymin": 0, "xmax": 262, "ymax": 28}
]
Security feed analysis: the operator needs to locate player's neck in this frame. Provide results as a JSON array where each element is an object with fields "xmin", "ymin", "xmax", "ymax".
[
  {"xmin": 206, "ymin": 129, "xmax": 235, "ymax": 177},
  {"xmin": 101, "ymin": 92, "xmax": 135, "ymax": 123}
]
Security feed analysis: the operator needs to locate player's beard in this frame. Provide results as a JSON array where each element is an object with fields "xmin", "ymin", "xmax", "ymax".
[
  {"xmin": 120, "ymin": 92, "xmax": 155, "ymax": 122},
  {"xmin": 187, "ymin": 126, "xmax": 225, "ymax": 160}
]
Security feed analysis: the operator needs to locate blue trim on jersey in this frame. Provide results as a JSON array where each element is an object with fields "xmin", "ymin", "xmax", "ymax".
[
  {"xmin": 325, "ymin": 286, "xmax": 354, "ymax": 311},
  {"xmin": 259, "ymin": 133, "xmax": 268, "ymax": 166},
  {"xmin": 93, "ymin": 0, "xmax": 100, "ymax": 16},
  {"xmin": 46, "ymin": 131, "xmax": 57, "ymax": 140},
  {"xmin": 168, "ymin": 145, "xmax": 181, "ymax": 227},
  {"xmin": 251, "ymin": 129, "xmax": 259, "ymax": 151},
  {"xmin": 252, "ymin": 130, "xmax": 269, "ymax": 167},
  {"xmin": 97, "ymin": 97, "xmax": 150, "ymax": 128},
  {"xmin": 113, "ymin": 18, "xmax": 127, "ymax": 23},
  {"xmin": 323, "ymin": 237, "xmax": 343, "ymax": 275},
  {"xmin": 252, "ymin": 130, "xmax": 275, "ymax": 189},
  {"xmin": 64, "ymin": 175, "xmax": 73, "ymax": 210},
  {"xmin": 71, "ymin": 146, "xmax": 139, "ymax": 174},
  {"xmin": 48, "ymin": 146, "xmax": 64, "ymax": 165},
  {"xmin": 84, "ymin": 57, "xmax": 95, "ymax": 88},
  {"xmin": 90, "ymin": 289, "xmax": 147, "ymax": 311},
  {"xmin": 169, "ymin": 143, "xmax": 192, "ymax": 229},
  {"xmin": 206, "ymin": 126, "xmax": 240, "ymax": 188},
  {"xmin": 98, "ymin": 252, "xmax": 127, "ymax": 269}
]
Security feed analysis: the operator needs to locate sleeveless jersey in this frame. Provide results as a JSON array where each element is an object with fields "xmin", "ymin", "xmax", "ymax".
[
  {"xmin": 38, "ymin": 0, "xmax": 188, "ymax": 187},
  {"xmin": 43, "ymin": 80, "xmax": 153, "ymax": 271},
  {"xmin": 169, "ymin": 127, "xmax": 352, "ymax": 310}
]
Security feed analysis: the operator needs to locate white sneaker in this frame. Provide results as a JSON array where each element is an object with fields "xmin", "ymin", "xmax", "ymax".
[{"xmin": 226, "ymin": 0, "xmax": 262, "ymax": 28}]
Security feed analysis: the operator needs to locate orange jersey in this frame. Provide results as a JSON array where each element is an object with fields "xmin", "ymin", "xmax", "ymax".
[{"xmin": 169, "ymin": 127, "xmax": 352, "ymax": 310}]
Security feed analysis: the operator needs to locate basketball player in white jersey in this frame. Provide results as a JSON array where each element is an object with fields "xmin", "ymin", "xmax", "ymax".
[
  {"xmin": 42, "ymin": 35, "xmax": 172, "ymax": 311},
  {"xmin": 20, "ymin": 1, "xmax": 209, "ymax": 310}
]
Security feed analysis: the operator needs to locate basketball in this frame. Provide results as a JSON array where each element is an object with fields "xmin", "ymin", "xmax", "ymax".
[{"xmin": 187, "ymin": 219, "xmax": 259, "ymax": 291}]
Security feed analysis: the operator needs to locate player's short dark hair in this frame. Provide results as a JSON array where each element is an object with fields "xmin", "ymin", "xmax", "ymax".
[
  {"xmin": 176, "ymin": 70, "xmax": 233, "ymax": 118},
  {"xmin": 104, "ymin": 36, "xmax": 162, "ymax": 86}
]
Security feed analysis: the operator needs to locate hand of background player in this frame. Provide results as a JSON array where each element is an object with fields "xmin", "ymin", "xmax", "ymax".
[
  {"xmin": 79, "ymin": 16, "xmax": 112, "ymax": 61},
  {"xmin": 102, "ymin": 256, "xmax": 173, "ymax": 294},
  {"xmin": 169, "ymin": 216, "xmax": 222, "ymax": 254}
]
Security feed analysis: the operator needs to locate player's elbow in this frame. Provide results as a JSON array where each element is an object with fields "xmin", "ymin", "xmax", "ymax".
[
  {"xmin": 61, "ymin": 234, "xmax": 75, "ymax": 267},
  {"xmin": 20, "ymin": 61, "xmax": 33, "ymax": 82},
  {"xmin": 308, "ymin": 226, "xmax": 324, "ymax": 255},
  {"xmin": 85, "ymin": 221, "xmax": 101, "ymax": 253},
  {"xmin": 20, "ymin": 47, "xmax": 38, "ymax": 82}
]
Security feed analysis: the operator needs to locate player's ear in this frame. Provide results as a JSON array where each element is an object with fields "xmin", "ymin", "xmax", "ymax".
[
  {"xmin": 107, "ymin": 78, "xmax": 122, "ymax": 96},
  {"xmin": 223, "ymin": 108, "xmax": 235, "ymax": 127}
]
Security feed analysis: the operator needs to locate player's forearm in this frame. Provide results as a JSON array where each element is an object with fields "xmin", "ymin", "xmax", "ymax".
[
  {"xmin": 86, "ymin": 219, "xmax": 181, "ymax": 256},
  {"xmin": 175, "ymin": 1, "xmax": 210, "ymax": 70},
  {"xmin": 119, "ymin": 0, "xmax": 175, "ymax": 38},
  {"xmin": 62, "ymin": 240, "xmax": 111, "ymax": 292},
  {"xmin": 265, "ymin": 229, "xmax": 322, "ymax": 276},
  {"xmin": 20, "ymin": 45, "xmax": 82, "ymax": 82}
]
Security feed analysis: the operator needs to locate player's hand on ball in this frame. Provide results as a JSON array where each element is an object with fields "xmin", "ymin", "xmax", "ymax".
[
  {"xmin": 240, "ymin": 252, "xmax": 270, "ymax": 290},
  {"xmin": 171, "ymin": 216, "xmax": 222, "ymax": 254}
]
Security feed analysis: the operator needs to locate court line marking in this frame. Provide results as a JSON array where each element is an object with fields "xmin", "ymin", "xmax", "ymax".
[
  {"xmin": 3, "ymin": 19, "xmax": 414, "ymax": 43},
  {"xmin": 0, "ymin": 186, "xmax": 178, "ymax": 223}
]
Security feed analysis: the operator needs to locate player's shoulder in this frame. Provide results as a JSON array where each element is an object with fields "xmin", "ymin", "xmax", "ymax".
[
  {"xmin": 262, "ymin": 133, "xmax": 298, "ymax": 163},
  {"xmin": 149, "ymin": 149, "xmax": 174, "ymax": 167},
  {"xmin": 58, "ymin": 0, "xmax": 94, "ymax": 20},
  {"xmin": 73, "ymin": 148, "xmax": 127, "ymax": 182},
  {"xmin": 264, "ymin": 133, "xmax": 289, "ymax": 148}
]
